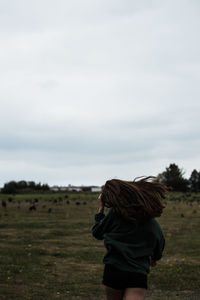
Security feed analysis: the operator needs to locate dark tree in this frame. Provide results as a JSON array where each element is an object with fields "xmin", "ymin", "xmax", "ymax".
[
  {"xmin": 189, "ymin": 169, "xmax": 200, "ymax": 192},
  {"xmin": 18, "ymin": 180, "xmax": 28, "ymax": 189},
  {"xmin": 1, "ymin": 180, "xmax": 50, "ymax": 194},
  {"xmin": 2, "ymin": 181, "xmax": 17, "ymax": 194},
  {"xmin": 158, "ymin": 163, "xmax": 189, "ymax": 192},
  {"xmin": 28, "ymin": 181, "xmax": 36, "ymax": 189},
  {"xmin": 41, "ymin": 184, "xmax": 50, "ymax": 191}
]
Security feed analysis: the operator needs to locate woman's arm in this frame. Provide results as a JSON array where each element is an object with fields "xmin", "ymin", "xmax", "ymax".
[
  {"xmin": 97, "ymin": 193, "xmax": 104, "ymax": 213},
  {"xmin": 91, "ymin": 194, "xmax": 114, "ymax": 240},
  {"xmin": 151, "ymin": 230, "xmax": 165, "ymax": 261}
]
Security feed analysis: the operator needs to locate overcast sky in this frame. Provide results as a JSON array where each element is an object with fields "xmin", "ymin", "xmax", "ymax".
[{"xmin": 0, "ymin": 0, "xmax": 200, "ymax": 187}]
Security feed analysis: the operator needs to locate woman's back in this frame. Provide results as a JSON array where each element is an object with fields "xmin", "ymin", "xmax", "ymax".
[{"xmin": 92, "ymin": 207, "xmax": 165, "ymax": 274}]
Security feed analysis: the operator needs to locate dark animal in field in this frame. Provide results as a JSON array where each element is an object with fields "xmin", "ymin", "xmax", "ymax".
[
  {"xmin": 54, "ymin": 199, "xmax": 57, "ymax": 203},
  {"xmin": 83, "ymin": 202, "xmax": 87, "ymax": 205},
  {"xmin": 34, "ymin": 198, "xmax": 39, "ymax": 203},
  {"xmin": 192, "ymin": 210, "xmax": 197, "ymax": 214},
  {"xmin": 2, "ymin": 200, "xmax": 7, "ymax": 208},
  {"xmin": 48, "ymin": 208, "xmax": 52, "ymax": 213},
  {"xmin": 8, "ymin": 197, "xmax": 13, "ymax": 202},
  {"xmin": 66, "ymin": 200, "xmax": 70, "ymax": 204},
  {"xmin": 181, "ymin": 213, "xmax": 184, "ymax": 218},
  {"xmin": 75, "ymin": 202, "xmax": 80, "ymax": 205},
  {"xmin": 29, "ymin": 205, "xmax": 36, "ymax": 211},
  {"xmin": 64, "ymin": 195, "xmax": 68, "ymax": 199}
]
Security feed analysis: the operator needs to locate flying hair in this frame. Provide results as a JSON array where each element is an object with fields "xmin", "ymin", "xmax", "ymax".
[{"xmin": 101, "ymin": 176, "xmax": 167, "ymax": 223}]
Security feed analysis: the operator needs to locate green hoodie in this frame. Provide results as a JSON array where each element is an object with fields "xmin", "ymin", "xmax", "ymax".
[{"xmin": 92, "ymin": 208, "xmax": 165, "ymax": 275}]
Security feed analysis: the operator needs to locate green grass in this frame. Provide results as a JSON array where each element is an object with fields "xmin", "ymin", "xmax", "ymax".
[{"xmin": 0, "ymin": 192, "xmax": 200, "ymax": 299}]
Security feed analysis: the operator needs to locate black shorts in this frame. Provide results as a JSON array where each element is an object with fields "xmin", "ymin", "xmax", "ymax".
[{"xmin": 102, "ymin": 264, "xmax": 148, "ymax": 290}]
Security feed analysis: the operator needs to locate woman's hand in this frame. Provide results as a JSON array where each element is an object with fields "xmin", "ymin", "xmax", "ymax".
[{"xmin": 97, "ymin": 193, "xmax": 104, "ymax": 213}]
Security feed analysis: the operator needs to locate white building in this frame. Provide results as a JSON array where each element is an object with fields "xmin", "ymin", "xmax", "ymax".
[
  {"xmin": 50, "ymin": 186, "xmax": 60, "ymax": 192},
  {"xmin": 67, "ymin": 185, "xmax": 82, "ymax": 192},
  {"xmin": 91, "ymin": 186, "xmax": 102, "ymax": 192}
]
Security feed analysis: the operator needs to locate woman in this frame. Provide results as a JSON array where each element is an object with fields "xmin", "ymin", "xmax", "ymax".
[{"xmin": 92, "ymin": 176, "xmax": 167, "ymax": 300}]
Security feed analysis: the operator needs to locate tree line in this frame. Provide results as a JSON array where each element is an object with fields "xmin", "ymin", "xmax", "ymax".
[
  {"xmin": 1, "ymin": 180, "xmax": 50, "ymax": 194},
  {"xmin": 1, "ymin": 163, "xmax": 200, "ymax": 193},
  {"xmin": 157, "ymin": 163, "xmax": 200, "ymax": 192}
]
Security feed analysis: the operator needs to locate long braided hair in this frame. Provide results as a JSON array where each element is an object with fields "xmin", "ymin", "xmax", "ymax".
[{"xmin": 101, "ymin": 176, "xmax": 167, "ymax": 223}]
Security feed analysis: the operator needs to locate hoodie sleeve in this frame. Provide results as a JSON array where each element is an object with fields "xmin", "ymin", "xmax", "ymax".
[
  {"xmin": 151, "ymin": 225, "xmax": 165, "ymax": 261},
  {"xmin": 91, "ymin": 208, "xmax": 114, "ymax": 240}
]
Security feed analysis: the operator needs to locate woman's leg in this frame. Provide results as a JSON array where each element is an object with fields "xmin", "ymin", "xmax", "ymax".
[
  {"xmin": 104, "ymin": 285, "xmax": 124, "ymax": 300},
  {"xmin": 124, "ymin": 288, "xmax": 147, "ymax": 300}
]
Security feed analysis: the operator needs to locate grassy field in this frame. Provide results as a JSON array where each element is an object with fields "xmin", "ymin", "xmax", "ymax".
[{"xmin": 0, "ymin": 192, "xmax": 200, "ymax": 300}]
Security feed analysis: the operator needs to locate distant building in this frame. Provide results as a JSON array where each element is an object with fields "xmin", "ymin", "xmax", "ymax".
[
  {"xmin": 67, "ymin": 185, "xmax": 82, "ymax": 192},
  {"xmin": 50, "ymin": 185, "xmax": 102, "ymax": 192},
  {"xmin": 50, "ymin": 186, "xmax": 60, "ymax": 192},
  {"xmin": 91, "ymin": 186, "xmax": 102, "ymax": 192},
  {"xmin": 60, "ymin": 186, "xmax": 69, "ymax": 192}
]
